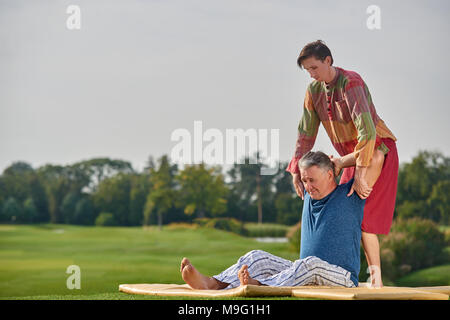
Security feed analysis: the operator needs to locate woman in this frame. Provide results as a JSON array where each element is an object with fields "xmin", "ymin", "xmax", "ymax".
[{"xmin": 287, "ymin": 40, "xmax": 399, "ymax": 287}]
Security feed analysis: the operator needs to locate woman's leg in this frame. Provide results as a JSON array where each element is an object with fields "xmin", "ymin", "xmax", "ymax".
[
  {"xmin": 361, "ymin": 232, "xmax": 383, "ymax": 287},
  {"xmin": 361, "ymin": 149, "xmax": 385, "ymax": 287}
]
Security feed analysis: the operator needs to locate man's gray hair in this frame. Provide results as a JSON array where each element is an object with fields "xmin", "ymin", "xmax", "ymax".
[{"xmin": 298, "ymin": 151, "xmax": 335, "ymax": 175}]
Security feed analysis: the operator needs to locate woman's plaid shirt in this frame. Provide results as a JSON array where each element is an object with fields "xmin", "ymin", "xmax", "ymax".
[{"xmin": 287, "ymin": 67, "xmax": 397, "ymax": 174}]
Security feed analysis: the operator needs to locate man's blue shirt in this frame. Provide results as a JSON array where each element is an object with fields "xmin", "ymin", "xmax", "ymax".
[{"xmin": 300, "ymin": 179, "xmax": 365, "ymax": 286}]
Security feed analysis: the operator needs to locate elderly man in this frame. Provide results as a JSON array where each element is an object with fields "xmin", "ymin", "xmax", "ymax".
[{"xmin": 180, "ymin": 151, "xmax": 383, "ymax": 289}]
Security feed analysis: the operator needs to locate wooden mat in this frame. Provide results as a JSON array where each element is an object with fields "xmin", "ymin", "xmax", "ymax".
[
  {"xmin": 119, "ymin": 283, "xmax": 297, "ymax": 297},
  {"xmin": 291, "ymin": 286, "xmax": 449, "ymax": 300},
  {"xmin": 119, "ymin": 283, "xmax": 449, "ymax": 300}
]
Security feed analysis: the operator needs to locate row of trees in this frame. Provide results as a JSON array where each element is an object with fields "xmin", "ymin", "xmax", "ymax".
[
  {"xmin": 396, "ymin": 151, "xmax": 450, "ymax": 224},
  {"xmin": 0, "ymin": 150, "xmax": 449, "ymax": 227},
  {"xmin": 0, "ymin": 154, "xmax": 301, "ymax": 228}
]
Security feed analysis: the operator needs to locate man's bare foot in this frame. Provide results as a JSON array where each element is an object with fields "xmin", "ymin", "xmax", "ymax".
[
  {"xmin": 180, "ymin": 257, "xmax": 227, "ymax": 290},
  {"xmin": 180, "ymin": 257, "xmax": 190, "ymax": 273},
  {"xmin": 238, "ymin": 265, "xmax": 261, "ymax": 286}
]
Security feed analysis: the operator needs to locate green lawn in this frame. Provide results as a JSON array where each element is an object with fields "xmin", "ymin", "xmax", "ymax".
[
  {"xmin": 395, "ymin": 264, "xmax": 450, "ymax": 287},
  {"xmin": 1, "ymin": 224, "xmax": 448, "ymax": 300},
  {"xmin": 0, "ymin": 224, "xmax": 298, "ymax": 300},
  {"xmin": 244, "ymin": 223, "xmax": 291, "ymax": 237}
]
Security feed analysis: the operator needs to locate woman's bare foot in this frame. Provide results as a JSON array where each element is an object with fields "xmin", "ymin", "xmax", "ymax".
[
  {"xmin": 370, "ymin": 273, "xmax": 384, "ymax": 288},
  {"xmin": 180, "ymin": 257, "xmax": 227, "ymax": 290},
  {"xmin": 238, "ymin": 265, "xmax": 262, "ymax": 286}
]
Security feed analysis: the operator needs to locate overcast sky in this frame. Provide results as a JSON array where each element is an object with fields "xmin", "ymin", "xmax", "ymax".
[{"xmin": 1, "ymin": 0, "xmax": 449, "ymax": 174}]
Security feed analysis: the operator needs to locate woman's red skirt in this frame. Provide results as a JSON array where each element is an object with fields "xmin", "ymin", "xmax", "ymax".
[{"xmin": 339, "ymin": 138, "xmax": 399, "ymax": 235}]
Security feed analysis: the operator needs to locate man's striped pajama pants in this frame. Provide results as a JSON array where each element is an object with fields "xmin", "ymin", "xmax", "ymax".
[{"xmin": 212, "ymin": 250, "xmax": 355, "ymax": 289}]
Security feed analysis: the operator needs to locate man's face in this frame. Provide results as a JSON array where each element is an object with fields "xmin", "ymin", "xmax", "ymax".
[
  {"xmin": 300, "ymin": 165, "xmax": 334, "ymax": 200},
  {"xmin": 301, "ymin": 56, "xmax": 331, "ymax": 81}
]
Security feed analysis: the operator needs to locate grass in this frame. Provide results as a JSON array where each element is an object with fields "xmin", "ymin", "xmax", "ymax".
[
  {"xmin": 244, "ymin": 223, "xmax": 292, "ymax": 238},
  {"xmin": 395, "ymin": 264, "xmax": 450, "ymax": 287},
  {"xmin": 1, "ymin": 223, "xmax": 448, "ymax": 300},
  {"xmin": 0, "ymin": 224, "xmax": 298, "ymax": 300},
  {"xmin": 2, "ymin": 293, "xmax": 305, "ymax": 300}
]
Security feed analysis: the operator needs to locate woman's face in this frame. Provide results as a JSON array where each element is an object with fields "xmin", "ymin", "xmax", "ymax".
[{"xmin": 301, "ymin": 56, "xmax": 332, "ymax": 81}]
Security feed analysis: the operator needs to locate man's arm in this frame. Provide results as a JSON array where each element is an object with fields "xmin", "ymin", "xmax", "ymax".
[
  {"xmin": 331, "ymin": 148, "xmax": 385, "ymax": 199},
  {"xmin": 332, "ymin": 152, "xmax": 357, "ymax": 174}
]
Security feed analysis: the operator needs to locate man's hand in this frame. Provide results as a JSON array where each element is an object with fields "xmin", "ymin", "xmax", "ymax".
[
  {"xmin": 347, "ymin": 166, "xmax": 372, "ymax": 199},
  {"xmin": 292, "ymin": 173, "xmax": 305, "ymax": 200},
  {"xmin": 329, "ymin": 155, "xmax": 343, "ymax": 177}
]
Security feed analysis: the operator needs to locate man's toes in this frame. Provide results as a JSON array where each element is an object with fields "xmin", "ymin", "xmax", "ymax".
[
  {"xmin": 238, "ymin": 265, "xmax": 250, "ymax": 285},
  {"xmin": 181, "ymin": 257, "xmax": 190, "ymax": 272},
  {"xmin": 182, "ymin": 264, "xmax": 193, "ymax": 280},
  {"xmin": 238, "ymin": 265, "xmax": 247, "ymax": 277}
]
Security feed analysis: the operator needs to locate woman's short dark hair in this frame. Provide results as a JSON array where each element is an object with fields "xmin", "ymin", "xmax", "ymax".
[{"xmin": 297, "ymin": 40, "xmax": 333, "ymax": 69}]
